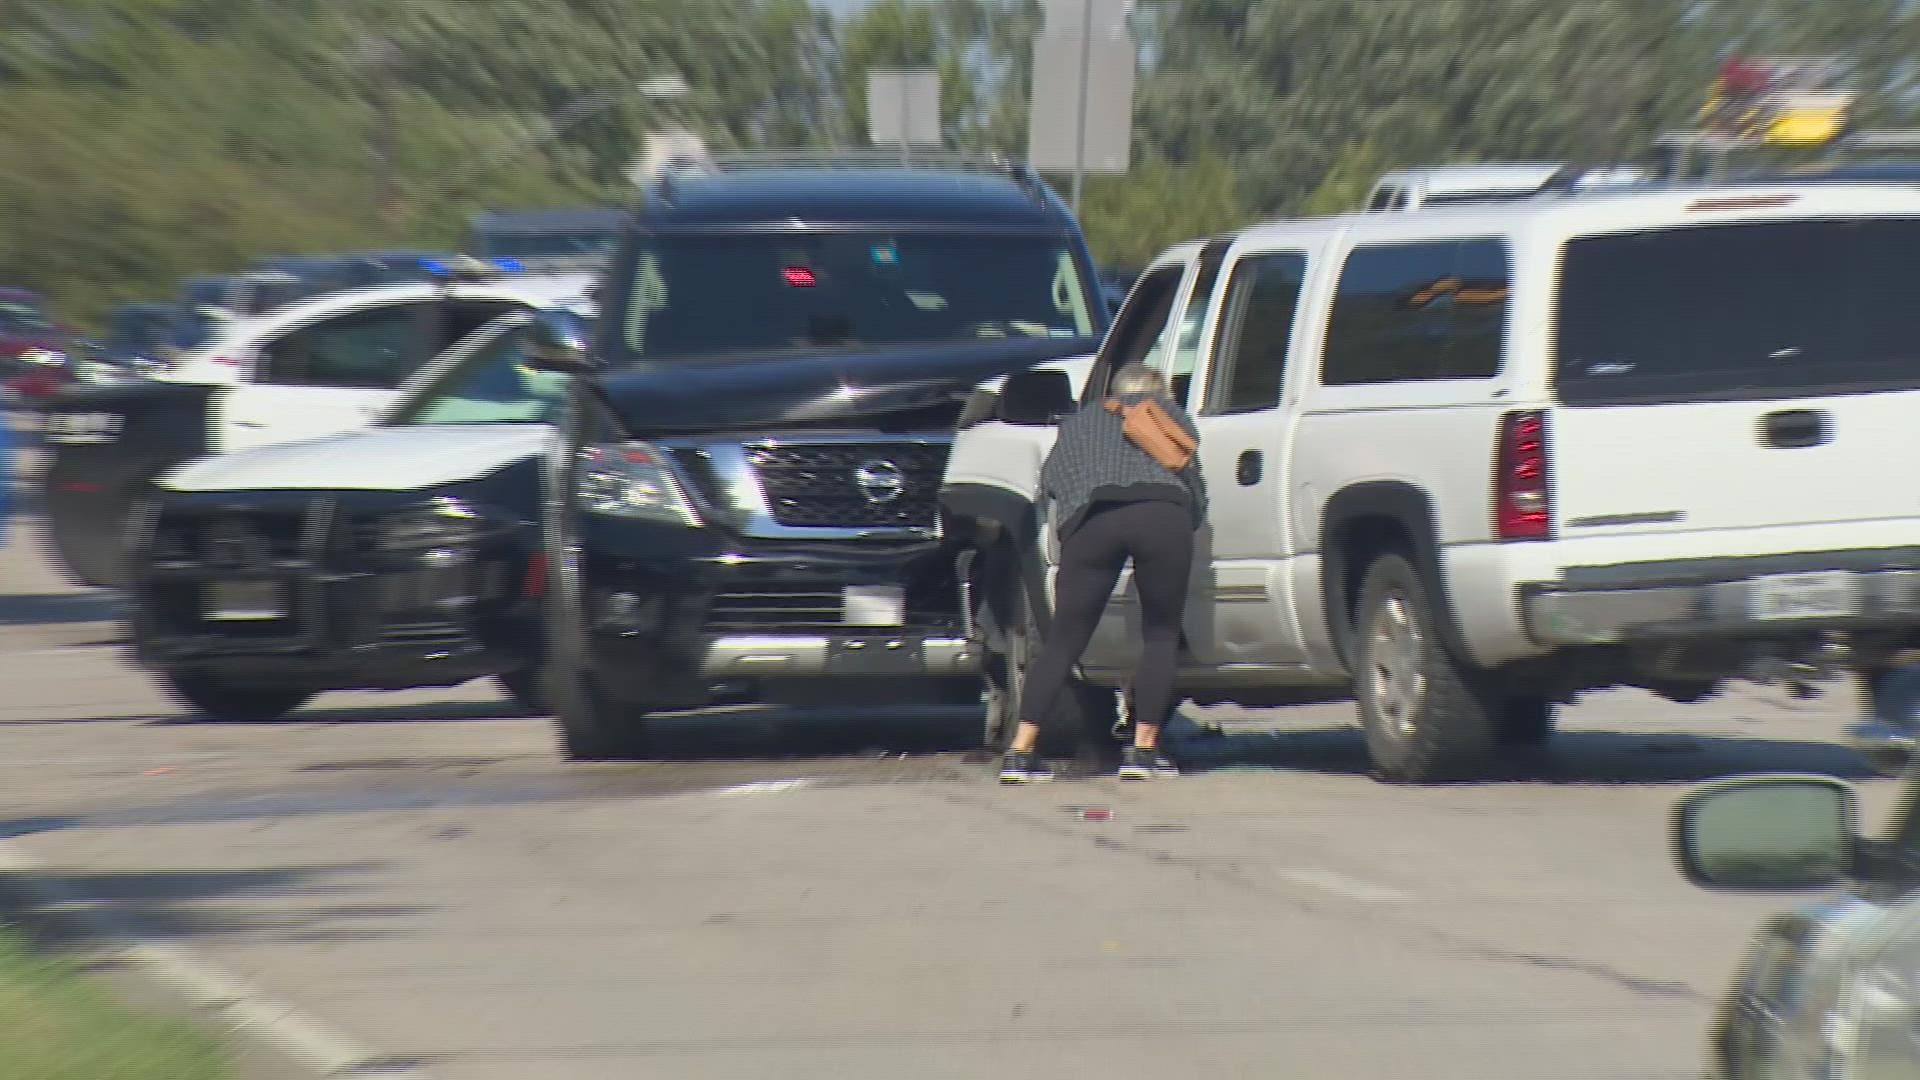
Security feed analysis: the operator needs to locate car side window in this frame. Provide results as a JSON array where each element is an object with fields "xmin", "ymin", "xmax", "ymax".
[
  {"xmin": 1321, "ymin": 239, "xmax": 1511, "ymax": 386},
  {"xmin": 1079, "ymin": 264, "xmax": 1187, "ymax": 404},
  {"xmin": 1204, "ymin": 252, "xmax": 1308, "ymax": 414},
  {"xmin": 1148, "ymin": 241, "xmax": 1229, "ymax": 404},
  {"xmin": 259, "ymin": 302, "xmax": 433, "ymax": 389},
  {"xmin": 393, "ymin": 327, "xmax": 568, "ymax": 427}
]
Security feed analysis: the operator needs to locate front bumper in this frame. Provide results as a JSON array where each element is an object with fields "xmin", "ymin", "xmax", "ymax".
[
  {"xmin": 131, "ymin": 493, "xmax": 541, "ymax": 692},
  {"xmin": 1521, "ymin": 547, "xmax": 1920, "ymax": 647},
  {"xmin": 578, "ymin": 515, "xmax": 980, "ymax": 707}
]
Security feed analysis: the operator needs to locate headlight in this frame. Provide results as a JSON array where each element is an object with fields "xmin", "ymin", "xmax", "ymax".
[
  {"xmin": 377, "ymin": 497, "xmax": 481, "ymax": 550},
  {"xmin": 575, "ymin": 442, "xmax": 700, "ymax": 526}
]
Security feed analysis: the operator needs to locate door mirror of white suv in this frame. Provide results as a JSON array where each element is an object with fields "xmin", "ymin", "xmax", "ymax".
[
  {"xmin": 997, "ymin": 368, "xmax": 1075, "ymax": 425},
  {"xmin": 1672, "ymin": 774, "xmax": 1859, "ymax": 890}
]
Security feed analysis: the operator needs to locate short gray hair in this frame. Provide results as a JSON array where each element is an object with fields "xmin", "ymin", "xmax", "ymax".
[{"xmin": 1110, "ymin": 362, "xmax": 1167, "ymax": 396}]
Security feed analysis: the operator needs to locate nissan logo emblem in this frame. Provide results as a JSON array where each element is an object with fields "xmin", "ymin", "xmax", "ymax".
[{"xmin": 853, "ymin": 459, "xmax": 906, "ymax": 505}]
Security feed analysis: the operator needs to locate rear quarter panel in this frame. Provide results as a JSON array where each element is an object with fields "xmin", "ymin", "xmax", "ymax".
[{"xmin": 41, "ymin": 380, "xmax": 221, "ymax": 588}]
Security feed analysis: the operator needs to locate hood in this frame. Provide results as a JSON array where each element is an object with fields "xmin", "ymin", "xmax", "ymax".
[
  {"xmin": 162, "ymin": 423, "xmax": 555, "ymax": 493},
  {"xmin": 596, "ymin": 336, "xmax": 1100, "ymax": 435}
]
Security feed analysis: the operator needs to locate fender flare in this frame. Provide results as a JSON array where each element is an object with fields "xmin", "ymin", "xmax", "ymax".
[{"xmin": 1319, "ymin": 481, "xmax": 1476, "ymax": 671}]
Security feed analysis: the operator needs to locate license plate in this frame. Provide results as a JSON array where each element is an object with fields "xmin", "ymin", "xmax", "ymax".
[
  {"xmin": 843, "ymin": 584, "xmax": 905, "ymax": 626},
  {"xmin": 205, "ymin": 581, "xmax": 287, "ymax": 622},
  {"xmin": 1750, "ymin": 571, "xmax": 1860, "ymax": 622}
]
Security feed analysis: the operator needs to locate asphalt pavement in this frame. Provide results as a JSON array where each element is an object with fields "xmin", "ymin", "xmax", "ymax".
[{"xmin": 0, "ymin": 425, "xmax": 1906, "ymax": 1079}]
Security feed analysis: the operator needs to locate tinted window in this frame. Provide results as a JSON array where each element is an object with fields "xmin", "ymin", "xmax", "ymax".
[
  {"xmin": 260, "ymin": 303, "xmax": 432, "ymax": 389},
  {"xmin": 616, "ymin": 232, "xmax": 1096, "ymax": 362},
  {"xmin": 0, "ymin": 298, "xmax": 52, "ymax": 331},
  {"xmin": 1558, "ymin": 219, "xmax": 1920, "ymax": 403},
  {"xmin": 1207, "ymin": 253, "xmax": 1307, "ymax": 413},
  {"xmin": 1144, "ymin": 242, "xmax": 1229, "ymax": 402},
  {"xmin": 1084, "ymin": 264, "xmax": 1184, "ymax": 401},
  {"xmin": 1322, "ymin": 240, "xmax": 1510, "ymax": 385}
]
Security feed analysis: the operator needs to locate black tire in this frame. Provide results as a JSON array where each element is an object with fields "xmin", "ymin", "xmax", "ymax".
[
  {"xmin": 1495, "ymin": 695, "xmax": 1556, "ymax": 747},
  {"xmin": 162, "ymin": 670, "xmax": 312, "ymax": 723},
  {"xmin": 496, "ymin": 668, "xmax": 551, "ymax": 715},
  {"xmin": 542, "ymin": 446, "xmax": 650, "ymax": 761},
  {"xmin": 978, "ymin": 560, "xmax": 1118, "ymax": 759},
  {"xmin": 1351, "ymin": 552, "xmax": 1496, "ymax": 783}
]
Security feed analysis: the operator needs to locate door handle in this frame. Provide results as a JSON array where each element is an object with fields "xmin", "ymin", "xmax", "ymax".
[
  {"xmin": 1758, "ymin": 408, "xmax": 1830, "ymax": 449},
  {"xmin": 1236, "ymin": 450, "xmax": 1262, "ymax": 486},
  {"xmin": 235, "ymin": 419, "xmax": 266, "ymax": 429}
]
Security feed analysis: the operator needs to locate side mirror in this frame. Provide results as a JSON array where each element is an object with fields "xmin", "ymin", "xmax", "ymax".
[
  {"xmin": 1671, "ymin": 774, "xmax": 1859, "ymax": 890},
  {"xmin": 521, "ymin": 308, "xmax": 595, "ymax": 374},
  {"xmin": 996, "ymin": 367, "xmax": 1075, "ymax": 425}
]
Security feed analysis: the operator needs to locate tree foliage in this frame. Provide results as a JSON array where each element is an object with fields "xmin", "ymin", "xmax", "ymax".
[{"xmin": 5, "ymin": 0, "xmax": 1920, "ymax": 326}]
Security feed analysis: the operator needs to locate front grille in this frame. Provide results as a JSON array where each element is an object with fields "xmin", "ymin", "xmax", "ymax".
[
  {"xmin": 152, "ymin": 508, "xmax": 308, "ymax": 566},
  {"xmin": 142, "ymin": 499, "xmax": 512, "ymax": 651},
  {"xmin": 747, "ymin": 442, "xmax": 948, "ymax": 530},
  {"xmin": 708, "ymin": 584, "xmax": 962, "ymax": 632}
]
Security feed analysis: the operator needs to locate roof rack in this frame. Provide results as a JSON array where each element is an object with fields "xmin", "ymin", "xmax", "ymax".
[{"xmin": 700, "ymin": 148, "xmax": 1037, "ymax": 180}]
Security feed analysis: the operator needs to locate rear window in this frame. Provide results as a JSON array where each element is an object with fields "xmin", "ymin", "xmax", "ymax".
[{"xmin": 1557, "ymin": 218, "xmax": 1920, "ymax": 404}]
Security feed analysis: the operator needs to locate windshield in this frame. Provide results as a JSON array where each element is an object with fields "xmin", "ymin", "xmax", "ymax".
[
  {"xmin": 615, "ymin": 232, "xmax": 1096, "ymax": 362},
  {"xmin": 1557, "ymin": 218, "xmax": 1920, "ymax": 403},
  {"xmin": 390, "ymin": 324, "xmax": 576, "ymax": 427},
  {"xmin": 0, "ymin": 300, "xmax": 53, "ymax": 332}
]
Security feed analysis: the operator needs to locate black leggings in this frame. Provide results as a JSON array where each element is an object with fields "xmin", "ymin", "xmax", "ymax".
[{"xmin": 1018, "ymin": 499, "xmax": 1194, "ymax": 733}]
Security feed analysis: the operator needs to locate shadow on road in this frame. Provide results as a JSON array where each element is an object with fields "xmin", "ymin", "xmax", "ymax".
[
  {"xmin": 0, "ymin": 591, "xmax": 120, "ymax": 627},
  {"xmin": 148, "ymin": 696, "xmax": 986, "ymax": 760},
  {"xmin": 1166, "ymin": 722, "xmax": 1880, "ymax": 784},
  {"xmin": 0, "ymin": 860, "xmax": 424, "ymax": 946}
]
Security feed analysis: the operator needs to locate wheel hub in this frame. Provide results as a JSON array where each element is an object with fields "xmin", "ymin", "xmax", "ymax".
[{"xmin": 1367, "ymin": 591, "xmax": 1426, "ymax": 737}]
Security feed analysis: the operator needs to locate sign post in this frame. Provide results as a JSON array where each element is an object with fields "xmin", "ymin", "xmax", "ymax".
[{"xmin": 1027, "ymin": 0, "xmax": 1136, "ymax": 215}]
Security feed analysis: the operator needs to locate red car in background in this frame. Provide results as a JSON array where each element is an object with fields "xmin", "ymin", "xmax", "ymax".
[{"xmin": 0, "ymin": 288, "xmax": 82, "ymax": 404}]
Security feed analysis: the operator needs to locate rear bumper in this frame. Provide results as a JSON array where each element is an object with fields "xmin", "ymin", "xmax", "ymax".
[{"xmin": 1520, "ymin": 547, "xmax": 1920, "ymax": 646}]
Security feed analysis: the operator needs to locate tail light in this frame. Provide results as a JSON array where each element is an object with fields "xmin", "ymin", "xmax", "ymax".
[{"xmin": 1493, "ymin": 409, "xmax": 1551, "ymax": 541}]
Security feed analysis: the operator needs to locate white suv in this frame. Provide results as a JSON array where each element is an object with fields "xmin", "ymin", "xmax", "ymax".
[{"xmin": 943, "ymin": 183, "xmax": 1920, "ymax": 781}]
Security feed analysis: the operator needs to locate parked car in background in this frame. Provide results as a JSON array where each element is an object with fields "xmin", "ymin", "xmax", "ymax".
[
  {"xmin": 1, "ymin": 404, "xmax": 11, "ymax": 550},
  {"xmin": 0, "ymin": 287, "xmax": 80, "ymax": 404},
  {"xmin": 123, "ymin": 306, "xmax": 589, "ymax": 722},
  {"xmin": 1670, "ymin": 725, "xmax": 1920, "ymax": 1079},
  {"xmin": 467, "ymin": 207, "xmax": 625, "ymax": 271},
  {"xmin": 72, "ymin": 301, "xmax": 186, "ymax": 384},
  {"xmin": 40, "ymin": 267, "xmax": 595, "ymax": 589}
]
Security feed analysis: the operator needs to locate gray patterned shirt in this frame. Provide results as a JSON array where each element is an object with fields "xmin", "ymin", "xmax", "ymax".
[{"xmin": 1039, "ymin": 391, "xmax": 1208, "ymax": 541}]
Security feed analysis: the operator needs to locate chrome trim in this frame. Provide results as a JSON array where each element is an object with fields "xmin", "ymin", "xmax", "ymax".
[
  {"xmin": 660, "ymin": 433, "xmax": 952, "ymax": 542},
  {"xmin": 701, "ymin": 634, "xmax": 982, "ymax": 677}
]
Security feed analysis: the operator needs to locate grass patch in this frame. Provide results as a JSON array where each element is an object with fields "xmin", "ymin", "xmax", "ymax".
[{"xmin": 0, "ymin": 923, "xmax": 231, "ymax": 1080}]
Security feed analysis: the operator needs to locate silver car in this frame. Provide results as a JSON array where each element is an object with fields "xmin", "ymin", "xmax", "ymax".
[{"xmin": 1671, "ymin": 719, "xmax": 1920, "ymax": 1079}]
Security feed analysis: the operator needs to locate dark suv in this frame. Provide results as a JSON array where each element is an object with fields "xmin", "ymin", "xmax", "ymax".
[{"xmin": 532, "ymin": 151, "xmax": 1108, "ymax": 758}]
